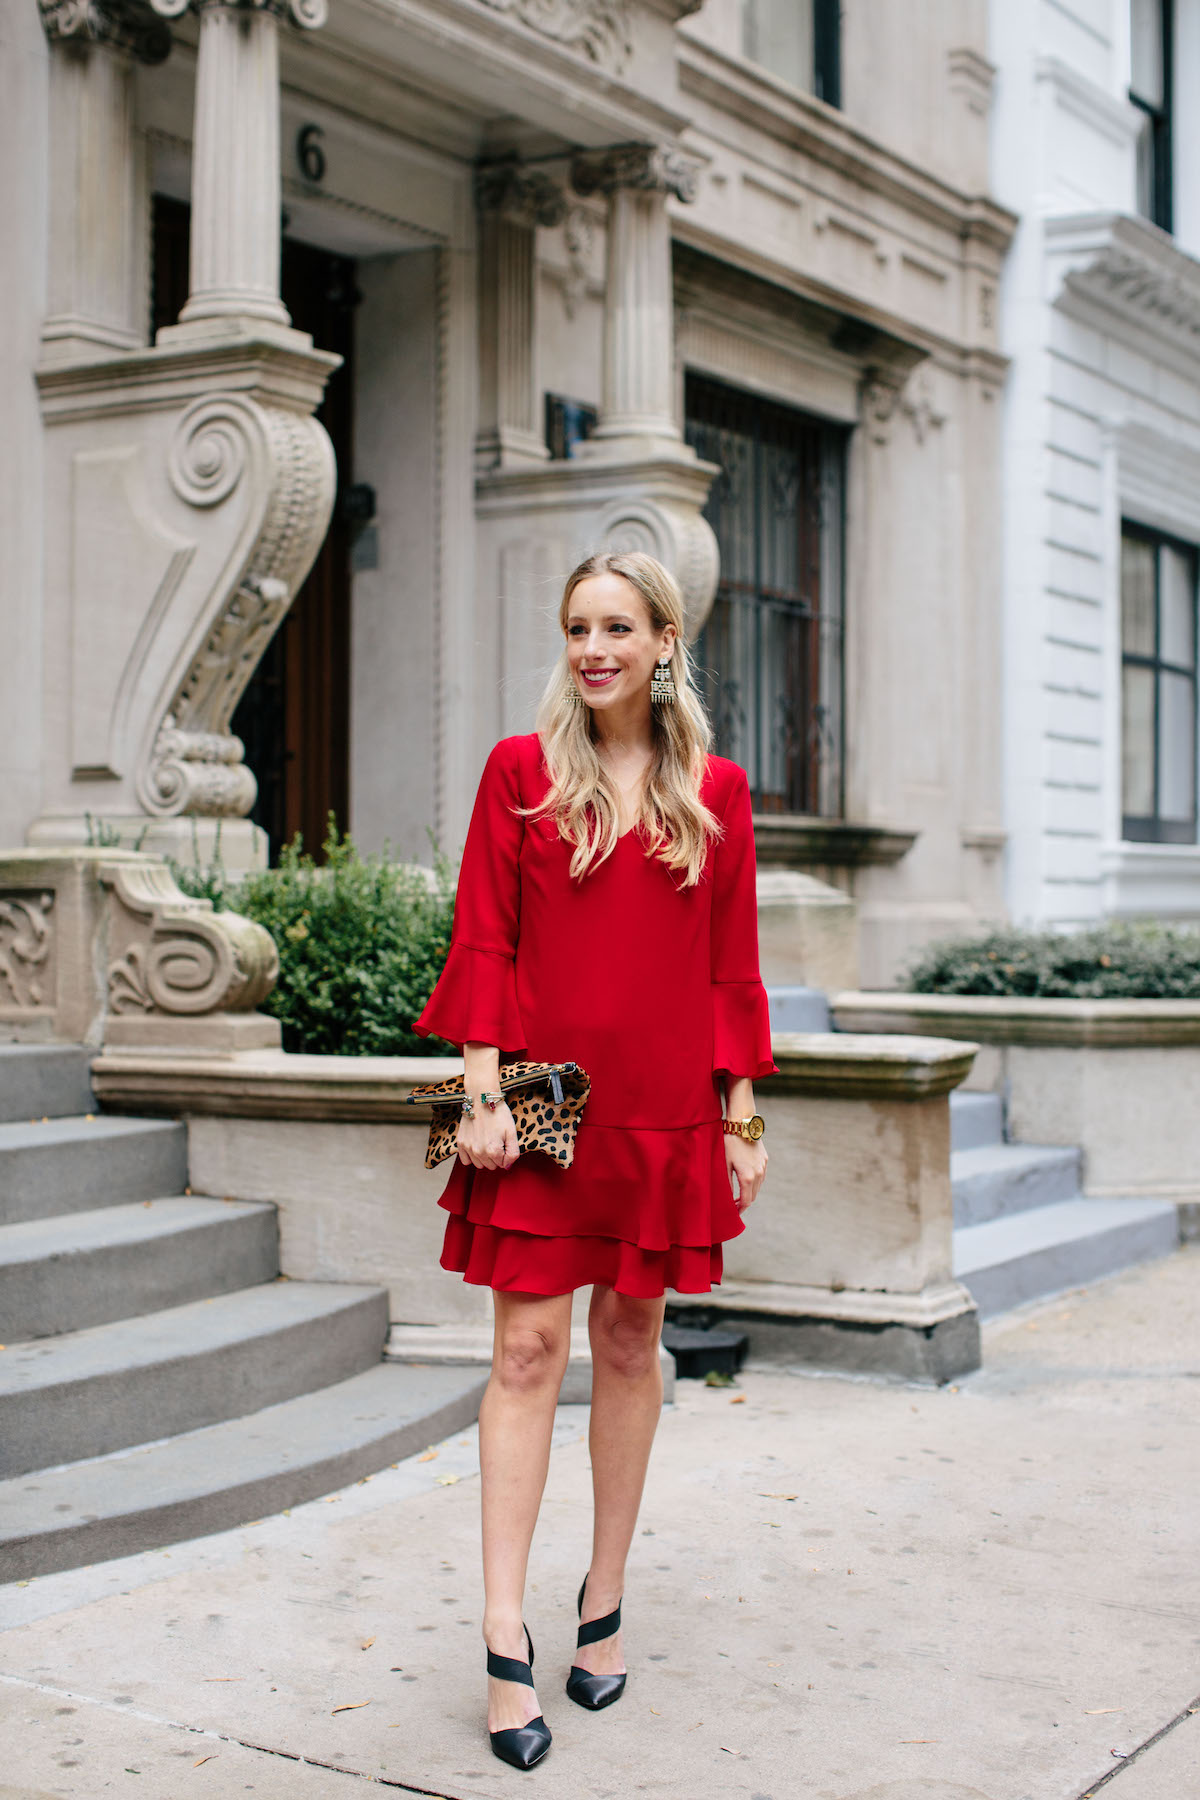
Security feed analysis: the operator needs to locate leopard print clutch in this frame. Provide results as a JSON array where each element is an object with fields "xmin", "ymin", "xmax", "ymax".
[{"xmin": 405, "ymin": 1059, "xmax": 591, "ymax": 1171}]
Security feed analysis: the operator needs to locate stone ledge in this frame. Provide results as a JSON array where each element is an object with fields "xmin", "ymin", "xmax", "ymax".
[
  {"xmin": 93, "ymin": 1034, "xmax": 977, "ymax": 1118},
  {"xmin": 669, "ymin": 1276, "xmax": 975, "ymax": 1330},
  {"xmin": 770, "ymin": 1032, "xmax": 977, "ymax": 1099},
  {"xmin": 91, "ymin": 1047, "xmax": 455, "ymax": 1121},
  {"xmin": 831, "ymin": 991, "xmax": 1200, "ymax": 1047},
  {"xmin": 752, "ymin": 816, "xmax": 917, "ymax": 868}
]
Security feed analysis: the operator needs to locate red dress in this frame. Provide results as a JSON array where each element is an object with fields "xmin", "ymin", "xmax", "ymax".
[{"xmin": 412, "ymin": 733, "xmax": 777, "ymax": 1298}]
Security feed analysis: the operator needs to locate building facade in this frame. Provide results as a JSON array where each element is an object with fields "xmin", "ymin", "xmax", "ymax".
[
  {"xmin": 991, "ymin": 0, "xmax": 1200, "ymax": 928},
  {"xmin": 2, "ymin": 0, "xmax": 1014, "ymax": 987}
]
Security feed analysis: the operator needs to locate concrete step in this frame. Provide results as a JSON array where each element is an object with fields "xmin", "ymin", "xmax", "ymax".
[
  {"xmin": 954, "ymin": 1196, "xmax": 1180, "ymax": 1319},
  {"xmin": 952, "ymin": 1141, "xmax": 1081, "ymax": 1226},
  {"xmin": 0, "ymin": 1361, "xmax": 488, "ymax": 1582},
  {"xmin": 0, "ymin": 1114, "xmax": 188, "ymax": 1225},
  {"xmin": 0, "ymin": 1279, "xmax": 388, "ymax": 1478},
  {"xmin": 949, "ymin": 1090, "xmax": 1004, "ymax": 1153},
  {"xmin": 0, "ymin": 1045, "xmax": 94, "ymax": 1123},
  {"xmin": 0, "ymin": 1197, "xmax": 279, "ymax": 1342}
]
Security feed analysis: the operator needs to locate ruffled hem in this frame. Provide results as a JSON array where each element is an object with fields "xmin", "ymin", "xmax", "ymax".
[
  {"xmin": 712, "ymin": 980, "xmax": 777, "ymax": 1080},
  {"xmin": 441, "ymin": 1215, "xmax": 724, "ymax": 1297},
  {"xmin": 435, "ymin": 1118, "xmax": 745, "ymax": 1252},
  {"xmin": 412, "ymin": 941, "xmax": 527, "ymax": 1054}
]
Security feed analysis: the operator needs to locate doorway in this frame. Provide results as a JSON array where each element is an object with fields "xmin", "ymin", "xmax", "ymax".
[{"xmin": 151, "ymin": 196, "xmax": 356, "ymax": 862}]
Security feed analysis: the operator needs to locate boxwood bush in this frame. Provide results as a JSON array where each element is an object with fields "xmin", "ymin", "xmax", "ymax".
[
  {"xmin": 170, "ymin": 819, "xmax": 458, "ymax": 1056},
  {"xmin": 906, "ymin": 922, "xmax": 1200, "ymax": 1000}
]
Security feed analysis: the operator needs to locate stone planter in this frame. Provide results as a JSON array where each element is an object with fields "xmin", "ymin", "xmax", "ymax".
[
  {"xmin": 832, "ymin": 992, "xmax": 1200, "ymax": 1234},
  {"xmin": 93, "ymin": 1029, "xmax": 982, "ymax": 1382}
]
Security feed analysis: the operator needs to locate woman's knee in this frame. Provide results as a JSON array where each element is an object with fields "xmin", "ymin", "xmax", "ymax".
[
  {"xmin": 591, "ymin": 1304, "xmax": 662, "ymax": 1381},
  {"xmin": 493, "ymin": 1322, "xmax": 568, "ymax": 1395}
]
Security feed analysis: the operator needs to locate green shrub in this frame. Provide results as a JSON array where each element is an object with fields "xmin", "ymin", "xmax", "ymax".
[
  {"xmin": 169, "ymin": 818, "xmax": 458, "ymax": 1056},
  {"xmin": 906, "ymin": 921, "xmax": 1200, "ymax": 1000}
]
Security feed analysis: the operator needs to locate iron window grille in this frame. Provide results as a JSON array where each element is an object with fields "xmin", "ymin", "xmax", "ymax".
[
  {"xmin": 1130, "ymin": 0, "xmax": 1173, "ymax": 232},
  {"xmin": 740, "ymin": 0, "xmax": 841, "ymax": 108},
  {"xmin": 1121, "ymin": 521, "xmax": 1198, "ymax": 844},
  {"xmin": 684, "ymin": 373, "xmax": 847, "ymax": 818}
]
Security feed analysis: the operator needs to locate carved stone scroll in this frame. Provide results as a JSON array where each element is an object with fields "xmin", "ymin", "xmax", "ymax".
[
  {"xmin": 477, "ymin": 0, "xmax": 632, "ymax": 72},
  {"xmin": 0, "ymin": 892, "xmax": 56, "ymax": 1014},
  {"xmin": 39, "ymin": 0, "xmax": 172, "ymax": 62},
  {"xmin": 100, "ymin": 858, "xmax": 278, "ymax": 1018},
  {"xmin": 136, "ymin": 393, "xmax": 336, "ymax": 819}
]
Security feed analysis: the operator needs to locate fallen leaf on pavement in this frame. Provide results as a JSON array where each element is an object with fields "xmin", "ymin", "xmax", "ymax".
[
  {"xmin": 729, "ymin": 1395, "xmax": 746, "ymax": 1404},
  {"xmin": 650, "ymin": 1707, "xmax": 661, "ymax": 1715},
  {"xmin": 758, "ymin": 1492, "xmax": 797, "ymax": 1501},
  {"xmin": 331, "ymin": 1701, "xmax": 371, "ymax": 1715},
  {"xmin": 720, "ymin": 1745, "xmax": 739, "ymax": 1755},
  {"xmin": 193, "ymin": 1756, "xmax": 215, "ymax": 1767},
  {"xmin": 1084, "ymin": 1708, "xmax": 1122, "ymax": 1715},
  {"xmin": 361, "ymin": 1637, "xmax": 376, "ymax": 1651},
  {"xmin": 203, "ymin": 1678, "xmax": 242, "ymax": 1683},
  {"xmin": 436, "ymin": 1474, "xmax": 460, "ymax": 1486},
  {"xmin": 417, "ymin": 1449, "xmax": 439, "ymax": 1463}
]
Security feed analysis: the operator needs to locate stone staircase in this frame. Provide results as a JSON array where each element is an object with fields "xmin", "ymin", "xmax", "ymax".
[
  {"xmin": 0, "ymin": 1045, "xmax": 487, "ymax": 1583},
  {"xmin": 950, "ymin": 1091, "xmax": 1179, "ymax": 1316}
]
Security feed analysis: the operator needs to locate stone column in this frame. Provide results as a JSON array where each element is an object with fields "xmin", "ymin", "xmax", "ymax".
[
  {"xmin": 474, "ymin": 161, "xmax": 566, "ymax": 473},
  {"xmin": 150, "ymin": 0, "xmax": 327, "ymax": 337},
  {"xmin": 38, "ymin": 1, "xmax": 172, "ymax": 364},
  {"xmin": 571, "ymin": 144, "xmax": 702, "ymax": 461}
]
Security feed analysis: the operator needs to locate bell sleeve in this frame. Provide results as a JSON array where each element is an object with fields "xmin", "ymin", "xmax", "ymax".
[
  {"xmin": 412, "ymin": 738, "xmax": 528, "ymax": 1054},
  {"xmin": 711, "ymin": 764, "xmax": 777, "ymax": 1082}
]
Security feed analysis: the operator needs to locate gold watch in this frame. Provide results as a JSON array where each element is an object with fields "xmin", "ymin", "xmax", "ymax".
[{"xmin": 722, "ymin": 1114, "xmax": 765, "ymax": 1142}]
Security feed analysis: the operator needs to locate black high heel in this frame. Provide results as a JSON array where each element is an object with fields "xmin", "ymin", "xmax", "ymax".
[
  {"xmin": 487, "ymin": 1624, "xmax": 552, "ymax": 1770},
  {"xmin": 565, "ymin": 1573, "xmax": 627, "ymax": 1711}
]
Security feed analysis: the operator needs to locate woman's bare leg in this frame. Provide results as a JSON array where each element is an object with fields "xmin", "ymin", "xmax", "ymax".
[
  {"xmin": 480, "ymin": 1288, "xmax": 573, "ymax": 1731},
  {"xmin": 574, "ymin": 1286, "xmax": 667, "ymax": 1678}
]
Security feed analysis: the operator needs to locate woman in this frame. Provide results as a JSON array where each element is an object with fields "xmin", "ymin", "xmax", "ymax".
[{"xmin": 413, "ymin": 550, "xmax": 775, "ymax": 1771}]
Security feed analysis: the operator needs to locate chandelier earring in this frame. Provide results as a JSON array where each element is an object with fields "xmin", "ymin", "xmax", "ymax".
[
  {"xmin": 650, "ymin": 655, "xmax": 677, "ymax": 705},
  {"xmin": 567, "ymin": 672, "xmax": 584, "ymax": 706}
]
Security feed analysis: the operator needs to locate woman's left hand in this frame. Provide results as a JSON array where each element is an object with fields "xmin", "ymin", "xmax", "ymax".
[{"xmin": 725, "ymin": 1135, "xmax": 768, "ymax": 1213}]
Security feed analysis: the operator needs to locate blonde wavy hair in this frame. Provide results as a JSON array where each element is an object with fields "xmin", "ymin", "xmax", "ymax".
[{"xmin": 518, "ymin": 550, "xmax": 723, "ymax": 887}]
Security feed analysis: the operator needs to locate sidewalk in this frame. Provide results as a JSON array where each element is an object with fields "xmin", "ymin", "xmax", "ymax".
[{"xmin": 3, "ymin": 1247, "xmax": 1198, "ymax": 1800}]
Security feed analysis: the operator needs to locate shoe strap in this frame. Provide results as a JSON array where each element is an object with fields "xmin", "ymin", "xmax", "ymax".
[
  {"xmin": 487, "ymin": 1648, "xmax": 535, "ymax": 1687},
  {"xmin": 576, "ymin": 1600, "xmax": 621, "ymax": 1648}
]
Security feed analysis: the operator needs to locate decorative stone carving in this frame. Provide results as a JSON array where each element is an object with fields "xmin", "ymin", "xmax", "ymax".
[
  {"xmin": 571, "ymin": 143, "xmax": 702, "ymax": 205},
  {"xmin": 478, "ymin": 0, "xmax": 632, "ymax": 72},
  {"xmin": 475, "ymin": 160, "xmax": 568, "ymax": 229},
  {"xmin": 860, "ymin": 374, "xmax": 904, "ymax": 446},
  {"xmin": 597, "ymin": 495, "xmax": 718, "ymax": 634},
  {"xmin": 149, "ymin": 0, "xmax": 327, "ymax": 25},
  {"xmin": 0, "ymin": 892, "xmax": 55, "ymax": 1012},
  {"xmin": 101, "ymin": 857, "xmax": 277, "ymax": 1018},
  {"xmin": 136, "ymin": 393, "xmax": 335, "ymax": 819},
  {"xmin": 38, "ymin": 0, "xmax": 171, "ymax": 61}
]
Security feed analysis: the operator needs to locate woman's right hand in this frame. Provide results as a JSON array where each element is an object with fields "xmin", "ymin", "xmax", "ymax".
[{"xmin": 457, "ymin": 1098, "xmax": 520, "ymax": 1170}]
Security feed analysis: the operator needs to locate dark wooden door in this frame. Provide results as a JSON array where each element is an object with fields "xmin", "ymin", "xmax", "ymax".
[{"xmin": 151, "ymin": 196, "xmax": 356, "ymax": 862}]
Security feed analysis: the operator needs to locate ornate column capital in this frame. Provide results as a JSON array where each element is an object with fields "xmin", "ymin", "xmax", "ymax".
[
  {"xmin": 148, "ymin": 0, "xmax": 327, "ymax": 26},
  {"xmin": 571, "ymin": 143, "xmax": 702, "ymax": 205},
  {"xmin": 475, "ymin": 160, "xmax": 568, "ymax": 229},
  {"xmin": 38, "ymin": 0, "xmax": 171, "ymax": 62}
]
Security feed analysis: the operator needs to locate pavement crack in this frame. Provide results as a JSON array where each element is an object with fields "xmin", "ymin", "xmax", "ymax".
[
  {"xmin": 0, "ymin": 1672, "xmax": 462, "ymax": 1799},
  {"xmin": 1075, "ymin": 1689, "xmax": 1200, "ymax": 1795}
]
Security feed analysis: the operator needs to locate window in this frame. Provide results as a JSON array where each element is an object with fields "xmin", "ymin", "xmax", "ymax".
[
  {"xmin": 545, "ymin": 393, "xmax": 597, "ymax": 460},
  {"xmin": 1121, "ymin": 523, "xmax": 1198, "ymax": 843},
  {"xmin": 685, "ymin": 375, "xmax": 846, "ymax": 817},
  {"xmin": 740, "ymin": 0, "xmax": 840, "ymax": 108},
  {"xmin": 1130, "ymin": 0, "xmax": 1172, "ymax": 231}
]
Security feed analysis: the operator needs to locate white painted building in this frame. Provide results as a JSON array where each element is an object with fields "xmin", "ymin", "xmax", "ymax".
[
  {"xmin": 991, "ymin": 0, "xmax": 1200, "ymax": 927},
  {"xmin": 1, "ymin": 0, "xmax": 1016, "ymax": 988}
]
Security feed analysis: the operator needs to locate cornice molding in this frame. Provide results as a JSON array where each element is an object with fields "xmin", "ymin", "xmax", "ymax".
[
  {"xmin": 1048, "ymin": 210, "xmax": 1200, "ymax": 366},
  {"xmin": 572, "ymin": 142, "xmax": 702, "ymax": 203},
  {"xmin": 676, "ymin": 35, "xmax": 1018, "ymax": 251}
]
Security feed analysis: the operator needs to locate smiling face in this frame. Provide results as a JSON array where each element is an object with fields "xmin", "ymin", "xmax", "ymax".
[{"xmin": 565, "ymin": 572, "xmax": 677, "ymax": 712}]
